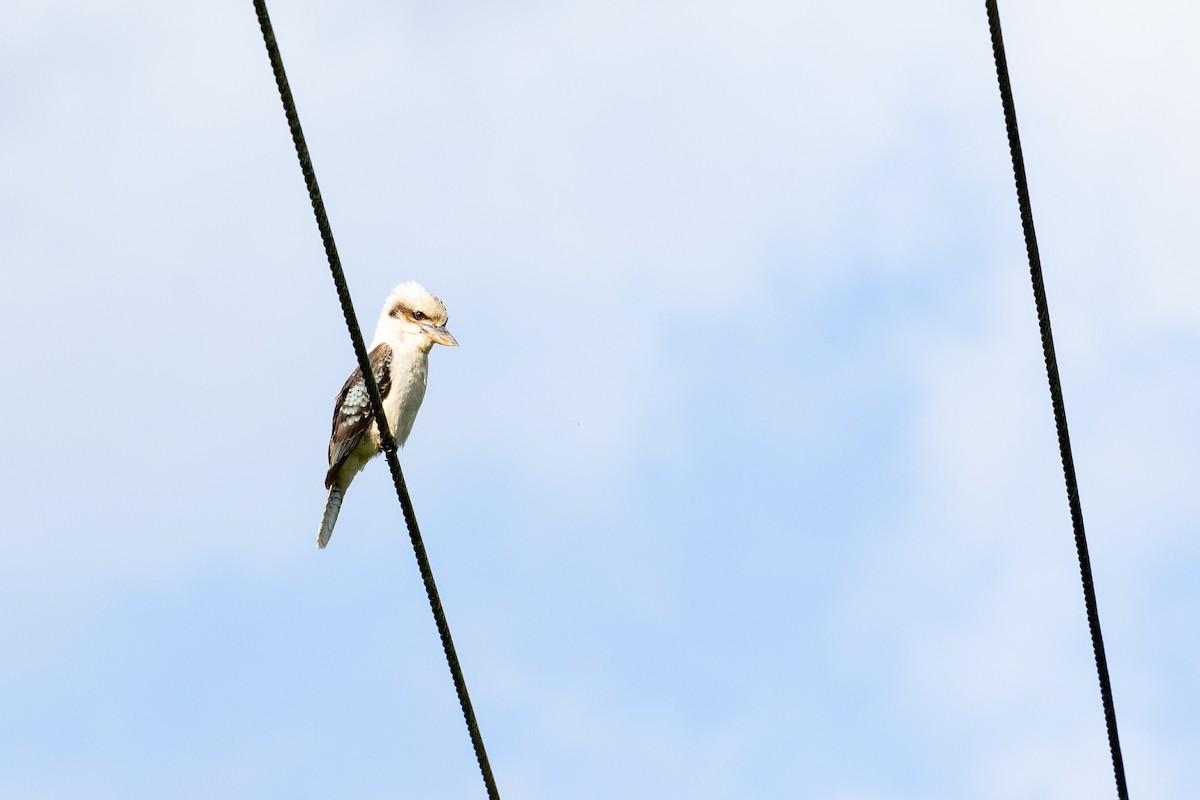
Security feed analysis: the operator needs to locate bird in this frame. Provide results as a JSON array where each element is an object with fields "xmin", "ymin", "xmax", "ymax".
[{"xmin": 318, "ymin": 281, "xmax": 458, "ymax": 548}]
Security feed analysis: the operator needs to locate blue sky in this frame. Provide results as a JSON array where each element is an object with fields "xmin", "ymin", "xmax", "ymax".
[{"xmin": 2, "ymin": 0, "xmax": 1197, "ymax": 797}]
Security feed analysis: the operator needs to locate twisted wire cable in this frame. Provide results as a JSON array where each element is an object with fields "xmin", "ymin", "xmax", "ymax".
[
  {"xmin": 252, "ymin": 3, "xmax": 500, "ymax": 796},
  {"xmin": 985, "ymin": 3, "xmax": 1128, "ymax": 797}
]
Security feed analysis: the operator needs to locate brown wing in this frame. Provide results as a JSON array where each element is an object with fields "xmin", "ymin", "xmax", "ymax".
[{"xmin": 325, "ymin": 343, "xmax": 393, "ymax": 488}]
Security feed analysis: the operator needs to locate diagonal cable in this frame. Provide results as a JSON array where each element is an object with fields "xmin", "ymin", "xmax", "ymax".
[
  {"xmin": 252, "ymin": 2, "xmax": 500, "ymax": 797},
  {"xmin": 984, "ymin": 2, "xmax": 1128, "ymax": 798}
]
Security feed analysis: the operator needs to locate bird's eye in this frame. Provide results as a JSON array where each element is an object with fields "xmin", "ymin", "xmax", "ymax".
[{"xmin": 412, "ymin": 310, "xmax": 427, "ymax": 321}]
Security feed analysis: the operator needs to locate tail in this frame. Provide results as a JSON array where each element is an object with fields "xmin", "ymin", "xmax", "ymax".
[{"xmin": 318, "ymin": 484, "xmax": 344, "ymax": 549}]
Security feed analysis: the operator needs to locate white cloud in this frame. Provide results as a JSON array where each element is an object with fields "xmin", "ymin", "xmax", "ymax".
[{"xmin": 1, "ymin": 0, "xmax": 1197, "ymax": 797}]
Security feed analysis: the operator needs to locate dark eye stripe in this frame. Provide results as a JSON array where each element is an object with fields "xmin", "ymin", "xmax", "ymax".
[{"xmin": 390, "ymin": 302, "xmax": 444, "ymax": 323}]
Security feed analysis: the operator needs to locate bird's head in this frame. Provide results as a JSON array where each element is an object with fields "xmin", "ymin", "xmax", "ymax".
[{"xmin": 375, "ymin": 281, "xmax": 458, "ymax": 352}]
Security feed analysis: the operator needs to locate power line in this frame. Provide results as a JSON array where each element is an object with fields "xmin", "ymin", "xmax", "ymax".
[
  {"xmin": 249, "ymin": 2, "xmax": 1128, "ymax": 796},
  {"xmin": 984, "ymin": 2, "xmax": 1128, "ymax": 797},
  {"xmin": 251, "ymin": 2, "xmax": 500, "ymax": 797}
]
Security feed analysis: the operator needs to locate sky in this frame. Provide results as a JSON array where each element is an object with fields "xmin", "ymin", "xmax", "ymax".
[{"xmin": 1, "ymin": 0, "xmax": 1197, "ymax": 797}]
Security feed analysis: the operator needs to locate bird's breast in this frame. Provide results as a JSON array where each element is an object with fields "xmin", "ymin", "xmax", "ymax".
[{"xmin": 384, "ymin": 351, "xmax": 429, "ymax": 447}]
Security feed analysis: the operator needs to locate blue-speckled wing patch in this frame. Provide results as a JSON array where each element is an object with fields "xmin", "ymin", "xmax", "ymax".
[{"xmin": 325, "ymin": 343, "xmax": 392, "ymax": 488}]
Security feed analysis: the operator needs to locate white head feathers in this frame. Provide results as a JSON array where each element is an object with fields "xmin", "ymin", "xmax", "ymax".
[{"xmin": 370, "ymin": 281, "xmax": 457, "ymax": 350}]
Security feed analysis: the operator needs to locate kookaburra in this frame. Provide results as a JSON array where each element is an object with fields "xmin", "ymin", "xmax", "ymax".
[{"xmin": 318, "ymin": 282, "xmax": 457, "ymax": 548}]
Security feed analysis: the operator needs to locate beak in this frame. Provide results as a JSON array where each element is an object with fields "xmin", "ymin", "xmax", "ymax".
[{"xmin": 420, "ymin": 322, "xmax": 458, "ymax": 347}]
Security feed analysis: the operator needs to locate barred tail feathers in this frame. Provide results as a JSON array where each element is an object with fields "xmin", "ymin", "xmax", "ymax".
[{"xmin": 318, "ymin": 484, "xmax": 344, "ymax": 549}]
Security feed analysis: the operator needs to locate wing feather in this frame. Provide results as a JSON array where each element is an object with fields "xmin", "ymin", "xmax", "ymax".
[{"xmin": 325, "ymin": 343, "xmax": 393, "ymax": 488}]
